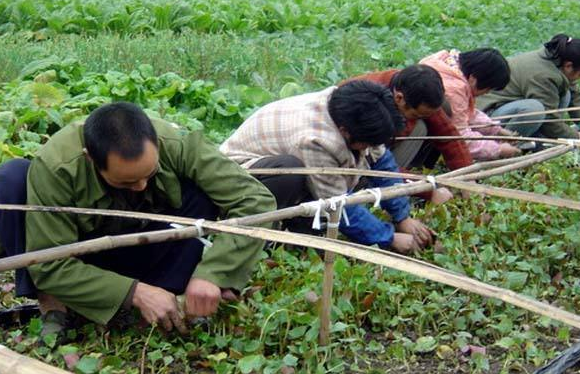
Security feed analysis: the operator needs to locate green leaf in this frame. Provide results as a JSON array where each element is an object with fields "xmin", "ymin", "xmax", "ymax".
[
  {"xmin": 42, "ymin": 333, "xmax": 57, "ymax": 348},
  {"xmin": 207, "ymin": 352, "xmax": 228, "ymax": 362},
  {"xmin": 279, "ymin": 82, "xmax": 303, "ymax": 98},
  {"xmin": 504, "ymin": 271, "xmax": 528, "ymax": 290},
  {"xmin": 19, "ymin": 55, "xmax": 62, "ymax": 79},
  {"xmin": 495, "ymin": 336, "xmax": 516, "ymax": 349},
  {"xmin": 331, "ymin": 322, "xmax": 349, "ymax": 333},
  {"xmin": 282, "ymin": 354, "xmax": 298, "ymax": 367},
  {"xmin": 27, "ymin": 318, "xmax": 42, "ymax": 336},
  {"xmin": 75, "ymin": 356, "xmax": 99, "ymax": 374},
  {"xmin": 414, "ymin": 336, "xmax": 437, "ymax": 353},
  {"xmin": 101, "ymin": 356, "xmax": 123, "ymax": 369},
  {"xmin": 238, "ymin": 354, "xmax": 265, "ymax": 374},
  {"xmin": 147, "ymin": 349, "xmax": 163, "ymax": 364},
  {"xmin": 288, "ymin": 325, "xmax": 307, "ymax": 339}
]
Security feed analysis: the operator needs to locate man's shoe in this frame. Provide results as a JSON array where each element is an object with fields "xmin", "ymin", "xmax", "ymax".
[{"xmin": 40, "ymin": 310, "xmax": 69, "ymax": 337}]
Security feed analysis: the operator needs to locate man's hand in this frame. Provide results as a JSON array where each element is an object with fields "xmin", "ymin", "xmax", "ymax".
[
  {"xmin": 184, "ymin": 278, "xmax": 223, "ymax": 317},
  {"xmin": 391, "ymin": 233, "xmax": 421, "ymax": 254},
  {"xmin": 498, "ymin": 128, "xmax": 518, "ymax": 137},
  {"xmin": 499, "ymin": 143, "xmax": 522, "ymax": 158},
  {"xmin": 430, "ymin": 187, "xmax": 454, "ymax": 205},
  {"xmin": 132, "ymin": 282, "xmax": 187, "ymax": 334},
  {"xmin": 395, "ymin": 217, "xmax": 434, "ymax": 247}
]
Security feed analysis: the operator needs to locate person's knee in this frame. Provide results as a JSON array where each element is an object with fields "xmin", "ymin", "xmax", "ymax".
[{"xmin": 522, "ymin": 99, "xmax": 545, "ymax": 117}]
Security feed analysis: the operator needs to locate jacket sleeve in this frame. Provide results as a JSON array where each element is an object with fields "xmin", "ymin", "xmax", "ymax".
[
  {"xmin": 423, "ymin": 110, "xmax": 473, "ymax": 170},
  {"xmin": 459, "ymin": 128, "xmax": 502, "ymax": 161},
  {"xmin": 175, "ymin": 131, "xmax": 277, "ymax": 291},
  {"xmin": 339, "ymin": 205, "xmax": 396, "ymax": 247},
  {"xmin": 338, "ymin": 149, "xmax": 409, "ymax": 248},
  {"xmin": 26, "ymin": 160, "xmax": 134, "ymax": 324},
  {"xmin": 524, "ymin": 75, "xmax": 579, "ymax": 139},
  {"xmin": 446, "ymin": 83, "xmax": 472, "ymax": 130}
]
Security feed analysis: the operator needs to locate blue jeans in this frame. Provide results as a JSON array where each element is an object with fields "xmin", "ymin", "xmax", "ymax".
[{"xmin": 488, "ymin": 91, "xmax": 572, "ymax": 137}]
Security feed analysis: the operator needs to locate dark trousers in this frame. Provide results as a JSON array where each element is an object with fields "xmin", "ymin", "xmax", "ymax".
[
  {"xmin": 250, "ymin": 155, "xmax": 319, "ymax": 234},
  {"xmin": 0, "ymin": 159, "xmax": 219, "ymax": 299}
]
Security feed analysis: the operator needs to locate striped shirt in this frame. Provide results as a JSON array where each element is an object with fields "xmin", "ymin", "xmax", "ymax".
[{"xmin": 220, "ymin": 87, "xmax": 386, "ymax": 199}]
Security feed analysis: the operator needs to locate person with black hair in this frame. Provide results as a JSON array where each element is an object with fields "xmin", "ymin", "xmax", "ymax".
[
  {"xmin": 420, "ymin": 48, "xmax": 522, "ymax": 160},
  {"xmin": 478, "ymin": 34, "xmax": 580, "ymax": 139},
  {"xmin": 0, "ymin": 102, "xmax": 276, "ymax": 335},
  {"xmin": 344, "ymin": 65, "xmax": 473, "ymax": 204},
  {"xmin": 221, "ymin": 80, "xmax": 435, "ymax": 254}
]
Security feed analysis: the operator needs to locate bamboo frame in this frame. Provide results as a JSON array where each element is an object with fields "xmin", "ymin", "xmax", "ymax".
[
  {"xmin": 395, "ymin": 135, "xmax": 579, "ymax": 145},
  {"xmin": 0, "ymin": 345, "xmax": 70, "ymax": 373},
  {"xmin": 463, "ymin": 117, "xmax": 580, "ymax": 130},
  {"xmin": 490, "ymin": 106, "xmax": 580, "ymax": 121}
]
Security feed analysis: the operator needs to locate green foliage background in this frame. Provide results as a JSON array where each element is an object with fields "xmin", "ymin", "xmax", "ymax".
[{"xmin": 0, "ymin": 0, "xmax": 580, "ymax": 373}]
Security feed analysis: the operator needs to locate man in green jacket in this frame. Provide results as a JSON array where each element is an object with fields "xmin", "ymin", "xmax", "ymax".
[{"xmin": 0, "ymin": 102, "xmax": 276, "ymax": 333}]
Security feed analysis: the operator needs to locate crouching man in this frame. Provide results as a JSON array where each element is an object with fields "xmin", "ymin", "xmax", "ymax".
[
  {"xmin": 220, "ymin": 80, "xmax": 435, "ymax": 254},
  {"xmin": 0, "ymin": 102, "xmax": 276, "ymax": 334}
]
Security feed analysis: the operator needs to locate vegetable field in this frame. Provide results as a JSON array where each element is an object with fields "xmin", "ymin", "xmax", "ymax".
[{"xmin": 1, "ymin": 0, "xmax": 580, "ymax": 373}]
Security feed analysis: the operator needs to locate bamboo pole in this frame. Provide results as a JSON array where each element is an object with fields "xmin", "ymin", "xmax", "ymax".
[
  {"xmin": 247, "ymin": 145, "xmax": 567, "ymax": 181},
  {"xmin": 248, "ymin": 167, "xmax": 424, "ymax": 181},
  {"xmin": 0, "ymin": 344, "xmax": 71, "ymax": 374},
  {"xmin": 440, "ymin": 145, "xmax": 565, "ymax": 179},
  {"xmin": 319, "ymin": 210, "xmax": 340, "ymax": 346},
  {"xmin": 395, "ymin": 135, "xmax": 578, "ymax": 146},
  {"xmin": 490, "ymin": 106, "xmax": 580, "ymax": 121},
  {"xmin": 439, "ymin": 179, "xmax": 580, "ymax": 211},
  {"xmin": 199, "ymin": 224, "xmax": 580, "ymax": 329},
  {"xmin": 463, "ymin": 117, "xmax": 580, "ymax": 130},
  {"xmin": 456, "ymin": 145, "xmax": 573, "ymax": 182},
  {"xmin": 0, "ymin": 226, "xmax": 199, "ymax": 272}
]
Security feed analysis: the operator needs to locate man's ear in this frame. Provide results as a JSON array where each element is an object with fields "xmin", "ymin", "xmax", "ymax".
[
  {"xmin": 393, "ymin": 89, "xmax": 406, "ymax": 107},
  {"xmin": 562, "ymin": 61, "xmax": 575, "ymax": 73}
]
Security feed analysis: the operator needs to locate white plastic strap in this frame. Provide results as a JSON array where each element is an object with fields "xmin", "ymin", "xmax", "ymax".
[
  {"xmin": 328, "ymin": 194, "xmax": 350, "ymax": 227},
  {"xmin": 300, "ymin": 199, "xmax": 327, "ymax": 230},
  {"xmin": 426, "ymin": 175, "xmax": 437, "ymax": 189},
  {"xmin": 193, "ymin": 219, "xmax": 213, "ymax": 248},
  {"xmin": 368, "ymin": 188, "xmax": 382, "ymax": 208}
]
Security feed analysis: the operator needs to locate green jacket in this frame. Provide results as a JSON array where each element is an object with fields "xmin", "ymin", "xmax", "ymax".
[
  {"xmin": 476, "ymin": 48, "xmax": 579, "ymax": 139},
  {"xmin": 25, "ymin": 119, "xmax": 276, "ymax": 324}
]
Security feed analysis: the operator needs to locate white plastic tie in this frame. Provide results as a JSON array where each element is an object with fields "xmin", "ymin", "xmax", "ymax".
[
  {"xmin": 426, "ymin": 175, "xmax": 437, "ymax": 189},
  {"xmin": 300, "ymin": 199, "xmax": 327, "ymax": 230},
  {"xmin": 328, "ymin": 194, "xmax": 350, "ymax": 227},
  {"xmin": 193, "ymin": 219, "xmax": 213, "ymax": 248},
  {"xmin": 368, "ymin": 188, "xmax": 382, "ymax": 208}
]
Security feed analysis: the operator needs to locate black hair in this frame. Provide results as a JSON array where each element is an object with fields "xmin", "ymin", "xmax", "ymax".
[
  {"xmin": 390, "ymin": 64, "xmax": 445, "ymax": 109},
  {"xmin": 459, "ymin": 48, "xmax": 510, "ymax": 90},
  {"xmin": 328, "ymin": 80, "xmax": 404, "ymax": 145},
  {"xmin": 83, "ymin": 102, "xmax": 158, "ymax": 170},
  {"xmin": 544, "ymin": 33, "xmax": 580, "ymax": 69}
]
